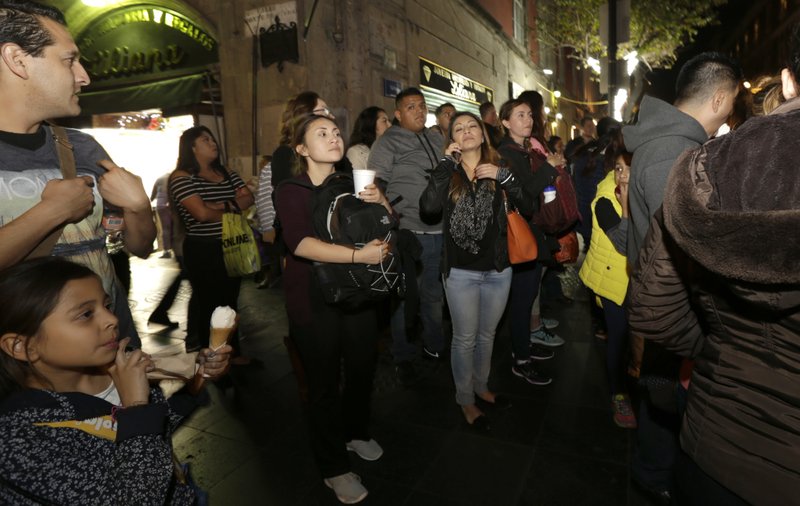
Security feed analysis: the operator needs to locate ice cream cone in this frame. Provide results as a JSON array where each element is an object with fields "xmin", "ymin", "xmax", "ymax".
[{"xmin": 210, "ymin": 326, "xmax": 234, "ymax": 350}]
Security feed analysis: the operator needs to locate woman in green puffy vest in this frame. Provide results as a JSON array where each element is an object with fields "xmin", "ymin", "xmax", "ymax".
[{"xmin": 578, "ymin": 129, "xmax": 637, "ymax": 429}]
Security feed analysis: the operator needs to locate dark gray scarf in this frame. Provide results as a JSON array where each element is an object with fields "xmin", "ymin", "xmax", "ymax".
[{"xmin": 449, "ymin": 180, "xmax": 494, "ymax": 254}]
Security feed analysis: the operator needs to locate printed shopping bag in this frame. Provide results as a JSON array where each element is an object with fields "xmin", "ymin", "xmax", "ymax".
[{"xmin": 222, "ymin": 206, "xmax": 261, "ymax": 277}]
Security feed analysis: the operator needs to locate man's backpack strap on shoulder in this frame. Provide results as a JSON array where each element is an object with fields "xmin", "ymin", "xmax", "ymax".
[
  {"xmin": 50, "ymin": 124, "xmax": 77, "ymax": 178},
  {"xmin": 26, "ymin": 124, "xmax": 77, "ymax": 259}
]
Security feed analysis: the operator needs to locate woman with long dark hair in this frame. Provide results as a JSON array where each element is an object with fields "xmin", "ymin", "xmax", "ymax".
[
  {"xmin": 169, "ymin": 126, "xmax": 254, "ymax": 354},
  {"xmin": 275, "ymin": 114, "xmax": 391, "ymax": 504},
  {"xmin": 420, "ymin": 111, "xmax": 531, "ymax": 430},
  {"xmin": 346, "ymin": 106, "xmax": 391, "ymax": 171}
]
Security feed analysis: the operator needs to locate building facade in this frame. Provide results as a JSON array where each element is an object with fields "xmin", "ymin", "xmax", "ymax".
[{"xmin": 48, "ymin": 0, "xmax": 571, "ymax": 176}]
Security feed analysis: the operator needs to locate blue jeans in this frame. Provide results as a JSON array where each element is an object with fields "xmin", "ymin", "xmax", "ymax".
[
  {"xmin": 390, "ymin": 233, "xmax": 444, "ymax": 362},
  {"xmin": 444, "ymin": 267, "xmax": 512, "ymax": 405}
]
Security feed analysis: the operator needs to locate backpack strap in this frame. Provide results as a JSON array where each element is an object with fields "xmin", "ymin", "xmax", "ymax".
[
  {"xmin": 50, "ymin": 124, "xmax": 77, "ymax": 178},
  {"xmin": 25, "ymin": 124, "xmax": 77, "ymax": 259}
]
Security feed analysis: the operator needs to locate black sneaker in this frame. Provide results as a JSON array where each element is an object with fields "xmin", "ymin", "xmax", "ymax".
[
  {"xmin": 529, "ymin": 344, "xmax": 555, "ymax": 361},
  {"xmin": 148, "ymin": 312, "xmax": 179, "ymax": 329},
  {"xmin": 395, "ymin": 361, "xmax": 418, "ymax": 386},
  {"xmin": 511, "ymin": 361, "xmax": 552, "ymax": 386}
]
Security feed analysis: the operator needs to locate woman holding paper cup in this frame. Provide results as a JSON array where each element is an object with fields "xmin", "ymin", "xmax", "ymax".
[
  {"xmin": 169, "ymin": 127, "xmax": 254, "ymax": 356},
  {"xmin": 419, "ymin": 111, "xmax": 531, "ymax": 431},
  {"xmin": 275, "ymin": 114, "xmax": 391, "ymax": 504}
]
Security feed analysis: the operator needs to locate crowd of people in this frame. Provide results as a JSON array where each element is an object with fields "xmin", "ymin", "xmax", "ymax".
[{"xmin": 0, "ymin": 0, "xmax": 798, "ymax": 505}]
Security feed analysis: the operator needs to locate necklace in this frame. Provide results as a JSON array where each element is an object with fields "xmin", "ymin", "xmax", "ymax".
[{"xmin": 460, "ymin": 160, "xmax": 480, "ymax": 182}]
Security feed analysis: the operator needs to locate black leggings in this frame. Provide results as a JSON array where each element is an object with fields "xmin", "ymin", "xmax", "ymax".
[
  {"xmin": 183, "ymin": 236, "xmax": 241, "ymax": 351},
  {"xmin": 509, "ymin": 260, "xmax": 543, "ymax": 360},
  {"xmin": 290, "ymin": 294, "xmax": 378, "ymax": 478},
  {"xmin": 600, "ymin": 296, "xmax": 628, "ymax": 395}
]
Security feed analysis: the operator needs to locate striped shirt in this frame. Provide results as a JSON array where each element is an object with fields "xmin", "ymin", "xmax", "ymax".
[
  {"xmin": 170, "ymin": 170, "xmax": 245, "ymax": 238},
  {"xmin": 255, "ymin": 163, "xmax": 276, "ymax": 233}
]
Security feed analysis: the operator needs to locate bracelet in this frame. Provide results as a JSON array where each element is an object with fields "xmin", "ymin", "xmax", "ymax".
[{"xmin": 351, "ymin": 249, "xmax": 356, "ymax": 263}]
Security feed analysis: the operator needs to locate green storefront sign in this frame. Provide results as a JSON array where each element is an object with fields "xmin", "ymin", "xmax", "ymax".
[{"xmin": 75, "ymin": 4, "xmax": 218, "ymax": 114}]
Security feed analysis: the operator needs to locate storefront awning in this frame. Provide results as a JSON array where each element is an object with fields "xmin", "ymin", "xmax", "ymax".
[{"xmin": 78, "ymin": 73, "xmax": 205, "ymax": 115}]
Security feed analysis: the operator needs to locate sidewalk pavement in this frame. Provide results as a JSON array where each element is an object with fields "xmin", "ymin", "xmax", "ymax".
[{"xmin": 131, "ymin": 255, "xmax": 657, "ymax": 506}]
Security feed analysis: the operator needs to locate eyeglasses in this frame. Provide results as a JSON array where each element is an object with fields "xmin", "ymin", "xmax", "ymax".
[{"xmin": 313, "ymin": 107, "xmax": 334, "ymax": 118}]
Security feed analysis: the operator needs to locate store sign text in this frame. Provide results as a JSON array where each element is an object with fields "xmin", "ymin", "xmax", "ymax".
[
  {"xmin": 77, "ymin": 5, "xmax": 217, "ymax": 82},
  {"xmin": 419, "ymin": 58, "xmax": 493, "ymax": 105},
  {"xmin": 85, "ymin": 44, "xmax": 185, "ymax": 78}
]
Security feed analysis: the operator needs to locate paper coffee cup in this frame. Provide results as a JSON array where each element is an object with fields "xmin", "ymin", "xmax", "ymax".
[{"xmin": 352, "ymin": 169, "xmax": 376, "ymax": 197}]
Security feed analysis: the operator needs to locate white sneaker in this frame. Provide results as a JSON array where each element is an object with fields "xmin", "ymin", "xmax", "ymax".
[
  {"xmin": 324, "ymin": 472, "xmax": 368, "ymax": 504},
  {"xmin": 346, "ymin": 438, "xmax": 384, "ymax": 461}
]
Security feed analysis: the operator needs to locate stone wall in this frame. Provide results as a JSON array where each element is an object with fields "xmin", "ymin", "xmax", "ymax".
[{"xmin": 182, "ymin": 0, "xmax": 547, "ymax": 176}]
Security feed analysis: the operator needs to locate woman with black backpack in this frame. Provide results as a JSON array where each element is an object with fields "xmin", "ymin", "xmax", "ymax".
[
  {"xmin": 274, "ymin": 114, "xmax": 391, "ymax": 505},
  {"xmin": 419, "ymin": 111, "xmax": 532, "ymax": 431}
]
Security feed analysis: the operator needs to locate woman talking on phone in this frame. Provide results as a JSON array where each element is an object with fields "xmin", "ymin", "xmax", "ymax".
[{"xmin": 419, "ymin": 111, "xmax": 531, "ymax": 431}]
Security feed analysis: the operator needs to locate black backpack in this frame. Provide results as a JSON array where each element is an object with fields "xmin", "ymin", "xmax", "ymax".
[{"xmin": 278, "ymin": 172, "xmax": 403, "ymax": 308}]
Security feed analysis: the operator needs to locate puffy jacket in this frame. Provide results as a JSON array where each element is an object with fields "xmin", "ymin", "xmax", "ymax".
[
  {"xmin": 579, "ymin": 171, "xmax": 628, "ymax": 305},
  {"xmin": 628, "ymin": 98, "xmax": 800, "ymax": 505}
]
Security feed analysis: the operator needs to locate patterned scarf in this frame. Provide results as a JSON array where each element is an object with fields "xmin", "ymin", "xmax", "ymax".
[{"xmin": 449, "ymin": 180, "xmax": 494, "ymax": 254}]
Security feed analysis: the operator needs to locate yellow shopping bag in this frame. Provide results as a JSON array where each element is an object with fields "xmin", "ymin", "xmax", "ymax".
[{"xmin": 221, "ymin": 206, "xmax": 261, "ymax": 277}]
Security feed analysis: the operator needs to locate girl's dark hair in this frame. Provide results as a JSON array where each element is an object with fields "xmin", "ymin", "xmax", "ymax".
[
  {"xmin": 603, "ymin": 128, "xmax": 632, "ymax": 174},
  {"xmin": 279, "ymin": 91, "xmax": 321, "ymax": 146},
  {"xmin": 291, "ymin": 113, "xmax": 339, "ymax": 175},
  {"xmin": 348, "ymin": 106, "xmax": 386, "ymax": 149},
  {"xmin": 175, "ymin": 126, "xmax": 224, "ymax": 176},
  {"xmin": 0, "ymin": 258, "xmax": 99, "ymax": 399},
  {"xmin": 517, "ymin": 90, "xmax": 547, "ymax": 147},
  {"xmin": 446, "ymin": 111, "xmax": 499, "ymax": 203}
]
